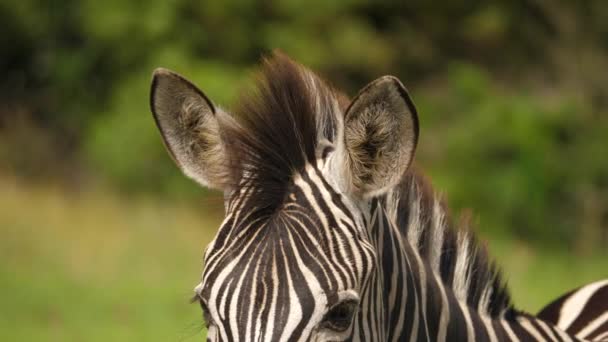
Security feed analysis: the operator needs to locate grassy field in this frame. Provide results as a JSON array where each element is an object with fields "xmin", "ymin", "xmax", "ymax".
[{"xmin": 1, "ymin": 176, "xmax": 606, "ymax": 341}]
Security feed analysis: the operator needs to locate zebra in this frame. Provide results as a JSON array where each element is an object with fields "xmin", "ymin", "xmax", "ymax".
[
  {"xmin": 537, "ymin": 280, "xmax": 608, "ymax": 341},
  {"xmin": 149, "ymin": 52, "xmax": 608, "ymax": 341}
]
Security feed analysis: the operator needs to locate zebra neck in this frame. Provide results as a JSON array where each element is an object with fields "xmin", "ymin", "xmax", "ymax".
[
  {"xmin": 361, "ymin": 171, "xmax": 591, "ymax": 341},
  {"xmin": 368, "ymin": 201, "xmax": 586, "ymax": 341},
  {"xmin": 375, "ymin": 170, "xmax": 513, "ymax": 317}
]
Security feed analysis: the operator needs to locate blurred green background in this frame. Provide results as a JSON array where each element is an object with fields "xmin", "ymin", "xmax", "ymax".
[{"xmin": 1, "ymin": 0, "xmax": 607, "ymax": 340}]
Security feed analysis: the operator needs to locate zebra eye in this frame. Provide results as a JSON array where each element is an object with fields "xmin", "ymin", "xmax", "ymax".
[{"xmin": 320, "ymin": 300, "xmax": 358, "ymax": 332}]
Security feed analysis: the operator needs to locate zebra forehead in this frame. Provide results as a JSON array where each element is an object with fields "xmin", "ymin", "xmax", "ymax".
[
  {"xmin": 199, "ymin": 176, "xmax": 374, "ymax": 305},
  {"xmin": 208, "ymin": 201, "xmax": 363, "ymax": 264},
  {"xmin": 199, "ymin": 217, "xmax": 364, "ymax": 303}
]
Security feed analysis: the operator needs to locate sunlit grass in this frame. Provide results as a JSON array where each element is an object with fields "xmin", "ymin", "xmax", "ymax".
[
  {"xmin": 0, "ymin": 176, "xmax": 605, "ymax": 340},
  {"xmin": 0, "ymin": 176, "xmax": 222, "ymax": 341}
]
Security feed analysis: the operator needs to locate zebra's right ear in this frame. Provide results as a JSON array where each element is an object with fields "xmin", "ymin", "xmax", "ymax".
[{"xmin": 150, "ymin": 68, "xmax": 229, "ymax": 190}]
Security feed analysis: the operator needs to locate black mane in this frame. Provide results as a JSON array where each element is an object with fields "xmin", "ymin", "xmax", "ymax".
[
  {"xmin": 222, "ymin": 52, "xmax": 339, "ymax": 213},
  {"xmin": 395, "ymin": 170, "xmax": 515, "ymax": 318}
]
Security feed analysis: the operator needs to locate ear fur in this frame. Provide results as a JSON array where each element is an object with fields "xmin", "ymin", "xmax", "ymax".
[
  {"xmin": 342, "ymin": 76, "xmax": 419, "ymax": 197},
  {"xmin": 150, "ymin": 68, "xmax": 228, "ymax": 189}
]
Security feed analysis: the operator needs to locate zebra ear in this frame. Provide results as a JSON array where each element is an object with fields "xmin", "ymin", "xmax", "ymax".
[
  {"xmin": 150, "ymin": 68, "xmax": 229, "ymax": 190},
  {"xmin": 341, "ymin": 76, "xmax": 419, "ymax": 197}
]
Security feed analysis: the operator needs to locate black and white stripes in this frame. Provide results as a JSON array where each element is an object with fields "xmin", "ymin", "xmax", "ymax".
[
  {"xmin": 198, "ymin": 163, "xmax": 375, "ymax": 341},
  {"xmin": 538, "ymin": 280, "xmax": 608, "ymax": 341},
  {"xmin": 150, "ymin": 52, "xmax": 608, "ymax": 341}
]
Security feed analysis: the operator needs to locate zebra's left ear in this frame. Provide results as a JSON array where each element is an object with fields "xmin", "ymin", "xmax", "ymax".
[{"xmin": 340, "ymin": 76, "xmax": 419, "ymax": 197}]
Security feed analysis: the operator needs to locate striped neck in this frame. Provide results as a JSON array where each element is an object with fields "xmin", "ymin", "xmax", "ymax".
[{"xmin": 357, "ymin": 170, "xmax": 589, "ymax": 341}]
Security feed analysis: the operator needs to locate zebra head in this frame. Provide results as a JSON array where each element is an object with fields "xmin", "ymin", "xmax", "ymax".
[{"xmin": 150, "ymin": 53, "xmax": 418, "ymax": 341}]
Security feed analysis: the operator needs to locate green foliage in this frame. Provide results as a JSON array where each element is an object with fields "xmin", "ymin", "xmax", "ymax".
[
  {"xmin": 1, "ymin": 1, "xmax": 607, "ymax": 250},
  {"xmin": 417, "ymin": 63, "xmax": 608, "ymax": 247}
]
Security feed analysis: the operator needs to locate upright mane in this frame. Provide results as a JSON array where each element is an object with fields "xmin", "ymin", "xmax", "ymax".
[
  {"xmin": 222, "ymin": 52, "xmax": 514, "ymax": 317},
  {"xmin": 221, "ymin": 52, "xmax": 341, "ymax": 213},
  {"xmin": 390, "ymin": 170, "xmax": 515, "ymax": 318}
]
